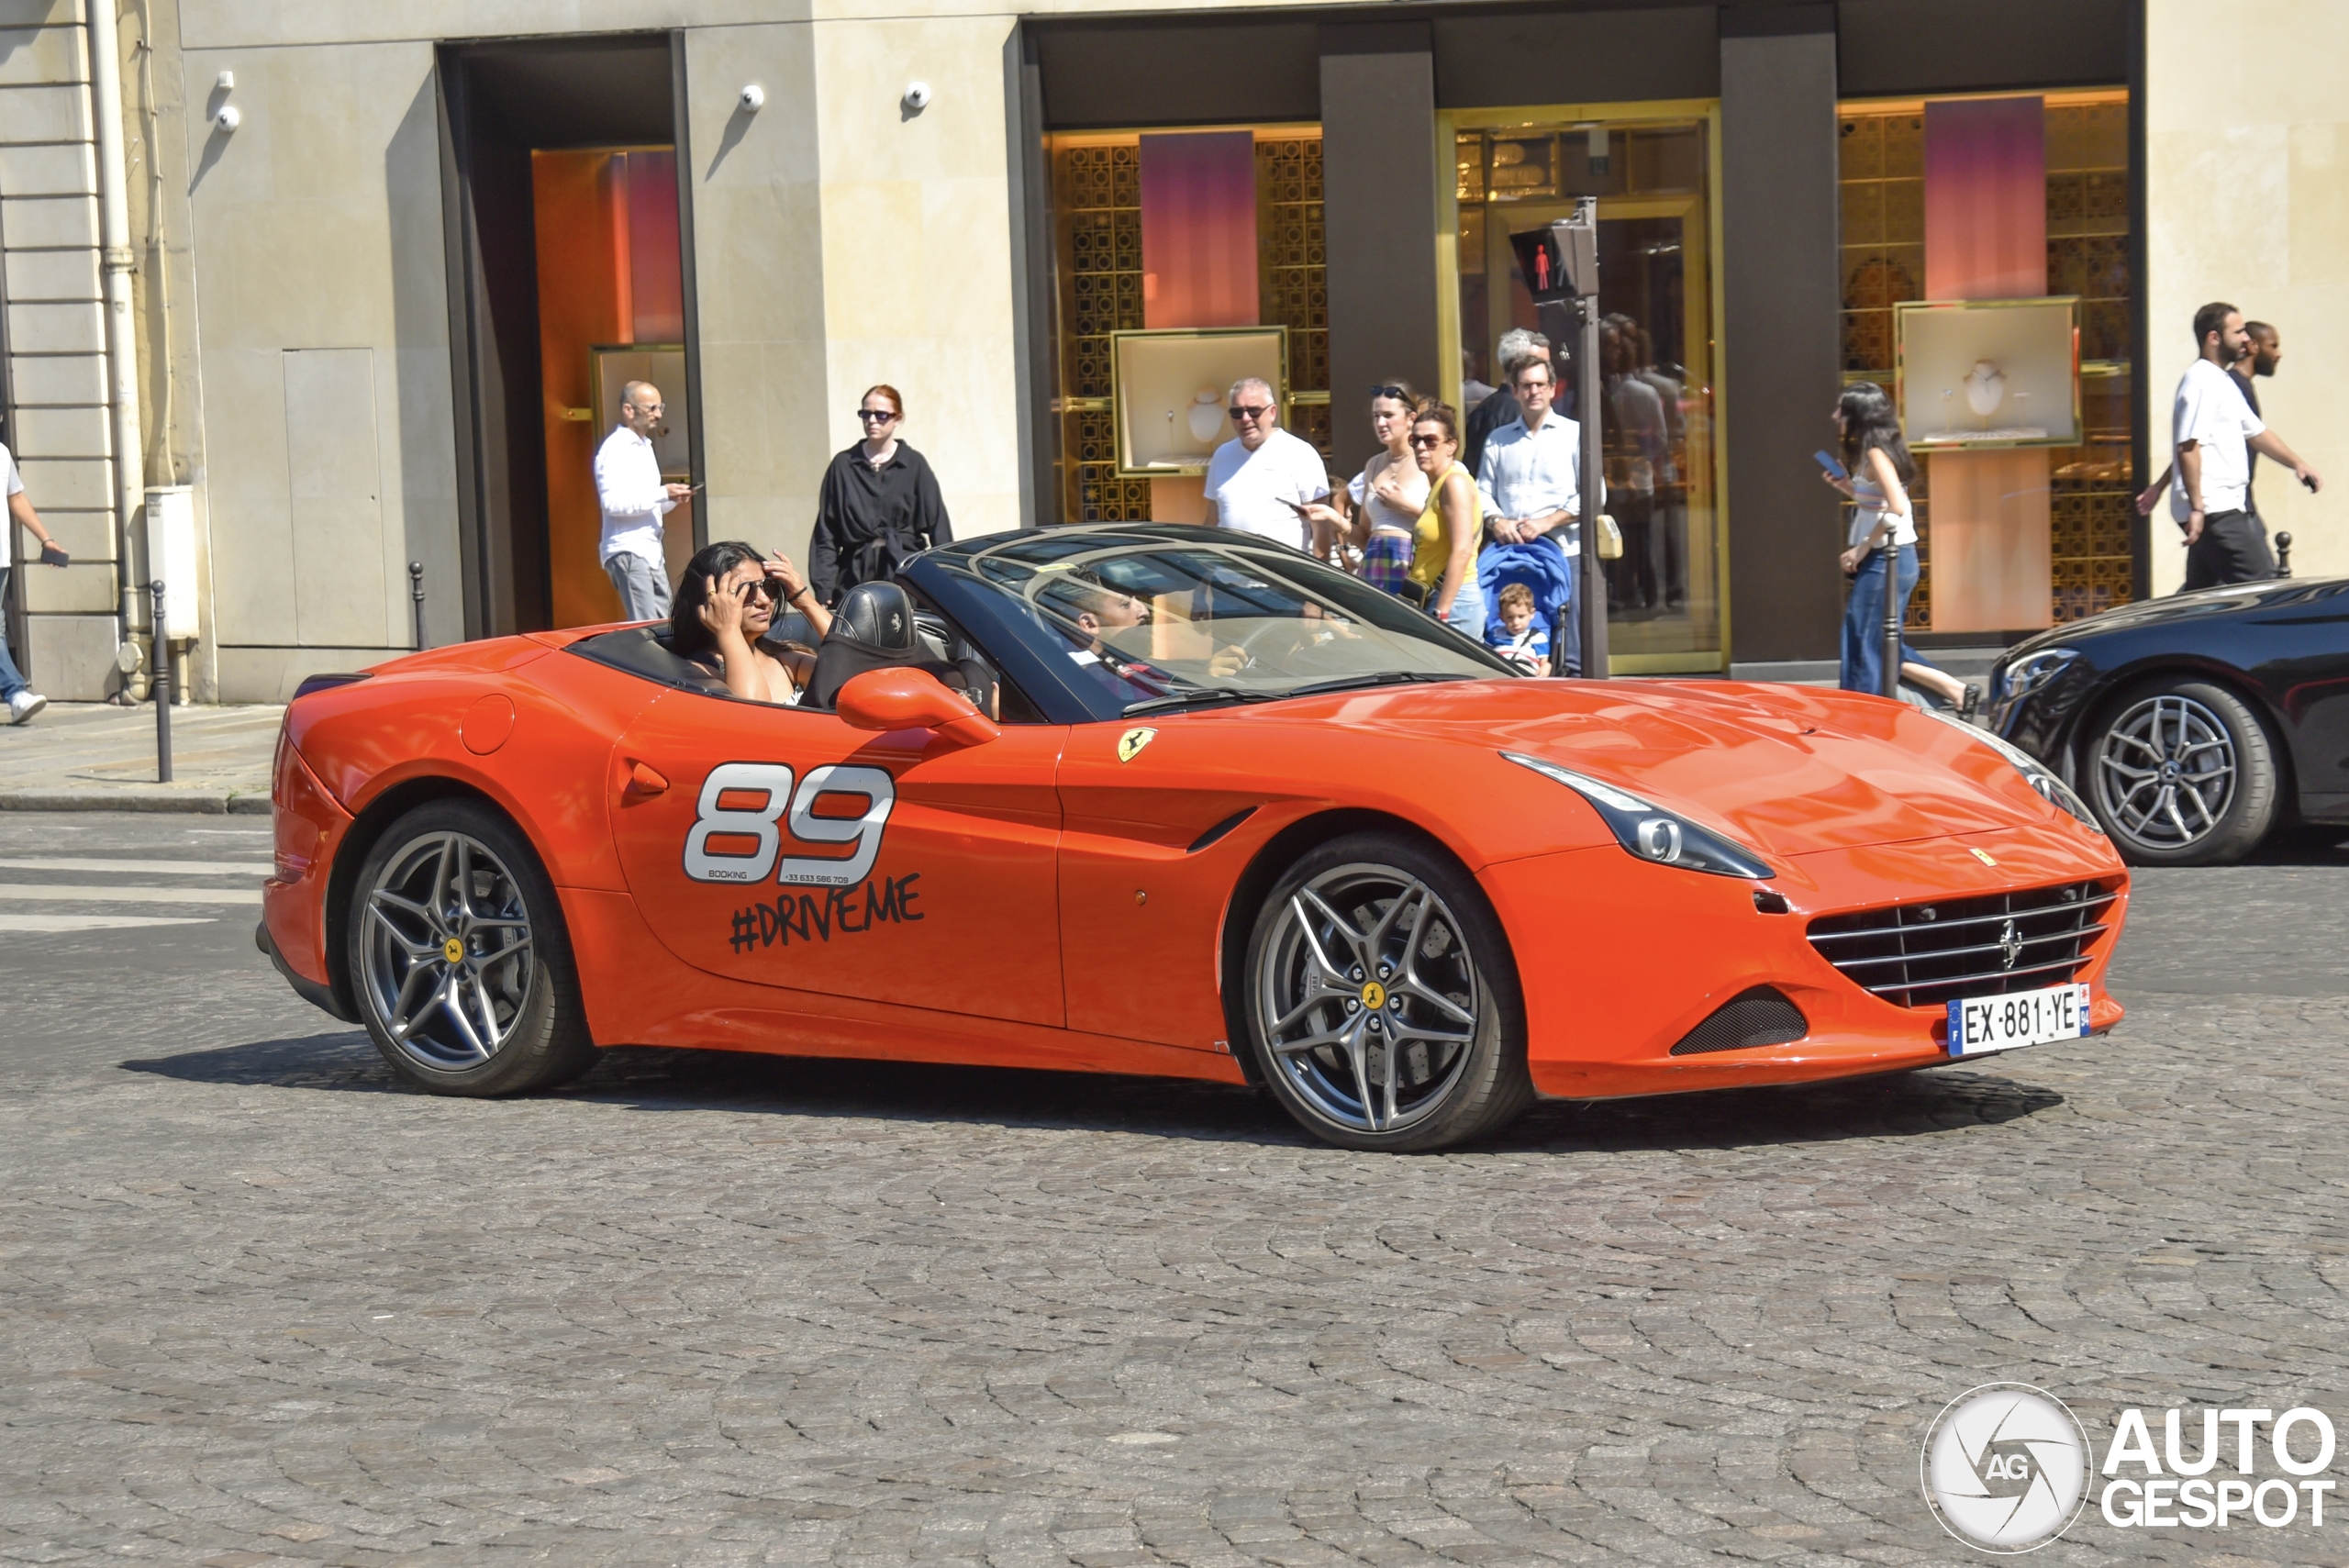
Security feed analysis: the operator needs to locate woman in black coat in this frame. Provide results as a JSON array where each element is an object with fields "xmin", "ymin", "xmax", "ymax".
[{"xmin": 807, "ymin": 384, "xmax": 953, "ymax": 606}]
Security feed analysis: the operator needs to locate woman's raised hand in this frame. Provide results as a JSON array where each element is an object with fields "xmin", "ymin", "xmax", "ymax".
[
  {"xmin": 763, "ymin": 550, "xmax": 810, "ymax": 601},
  {"xmin": 698, "ymin": 575, "xmax": 754, "ymax": 646}
]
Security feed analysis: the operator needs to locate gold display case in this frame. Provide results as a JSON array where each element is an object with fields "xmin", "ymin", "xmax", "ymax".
[
  {"xmin": 1108, "ymin": 326, "xmax": 1289, "ymax": 477},
  {"xmin": 1894, "ymin": 297, "xmax": 2082, "ymax": 450}
]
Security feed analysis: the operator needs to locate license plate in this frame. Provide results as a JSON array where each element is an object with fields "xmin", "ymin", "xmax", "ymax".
[{"xmin": 1946, "ymin": 982, "xmax": 2091, "ymax": 1058}]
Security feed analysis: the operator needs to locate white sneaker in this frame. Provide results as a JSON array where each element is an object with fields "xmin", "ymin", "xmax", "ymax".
[{"xmin": 8, "ymin": 691, "xmax": 46, "ymax": 725}]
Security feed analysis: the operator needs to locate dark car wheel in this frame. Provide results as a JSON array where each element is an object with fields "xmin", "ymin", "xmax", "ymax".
[
  {"xmin": 347, "ymin": 799, "xmax": 596, "ymax": 1095},
  {"xmin": 1244, "ymin": 832, "xmax": 1532, "ymax": 1152},
  {"xmin": 2085, "ymin": 679, "xmax": 2277, "ymax": 865}
]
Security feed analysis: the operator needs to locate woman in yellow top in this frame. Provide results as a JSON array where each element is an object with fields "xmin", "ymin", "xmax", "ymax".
[{"xmin": 1405, "ymin": 405, "xmax": 1486, "ymax": 639}]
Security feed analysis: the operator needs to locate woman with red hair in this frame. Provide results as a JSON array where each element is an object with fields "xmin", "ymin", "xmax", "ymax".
[{"xmin": 808, "ymin": 384, "xmax": 954, "ymax": 606}]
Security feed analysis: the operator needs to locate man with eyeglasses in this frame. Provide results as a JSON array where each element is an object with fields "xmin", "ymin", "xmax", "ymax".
[
  {"xmin": 595, "ymin": 380, "xmax": 695, "ymax": 621},
  {"xmin": 1201, "ymin": 377, "xmax": 1330, "ymax": 549}
]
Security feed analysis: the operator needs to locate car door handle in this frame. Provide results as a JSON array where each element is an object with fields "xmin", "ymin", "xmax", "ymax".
[{"xmin": 622, "ymin": 761, "xmax": 669, "ymax": 802}]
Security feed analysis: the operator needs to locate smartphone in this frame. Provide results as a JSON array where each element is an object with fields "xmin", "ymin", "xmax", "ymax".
[{"xmin": 1814, "ymin": 450, "xmax": 1849, "ymax": 481}]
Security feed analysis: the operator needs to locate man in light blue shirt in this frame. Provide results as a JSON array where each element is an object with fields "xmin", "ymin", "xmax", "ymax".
[{"xmin": 1476, "ymin": 356, "xmax": 1586, "ymax": 655}]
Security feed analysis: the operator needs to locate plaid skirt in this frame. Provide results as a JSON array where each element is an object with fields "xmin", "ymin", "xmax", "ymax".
[{"xmin": 1359, "ymin": 529, "xmax": 1416, "ymax": 597}]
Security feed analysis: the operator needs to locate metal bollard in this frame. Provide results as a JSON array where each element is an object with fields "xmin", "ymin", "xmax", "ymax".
[
  {"xmin": 2276, "ymin": 530, "xmax": 2293, "ymax": 579},
  {"xmin": 150, "ymin": 579, "xmax": 173, "ymax": 784},
  {"xmin": 1879, "ymin": 543, "xmax": 1902, "ymax": 700},
  {"xmin": 409, "ymin": 561, "xmax": 428, "ymax": 650}
]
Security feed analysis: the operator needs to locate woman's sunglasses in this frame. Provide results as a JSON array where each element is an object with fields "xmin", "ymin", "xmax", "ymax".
[
  {"xmin": 856, "ymin": 407, "xmax": 899, "ymax": 423},
  {"xmin": 1407, "ymin": 432, "xmax": 1450, "ymax": 449}
]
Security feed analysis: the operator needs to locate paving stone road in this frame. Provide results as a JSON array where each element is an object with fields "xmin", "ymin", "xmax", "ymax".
[{"xmin": 3, "ymin": 811, "xmax": 2347, "ymax": 1566}]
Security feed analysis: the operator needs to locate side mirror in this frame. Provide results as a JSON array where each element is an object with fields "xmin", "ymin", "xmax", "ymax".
[{"xmin": 836, "ymin": 666, "xmax": 999, "ymax": 747}]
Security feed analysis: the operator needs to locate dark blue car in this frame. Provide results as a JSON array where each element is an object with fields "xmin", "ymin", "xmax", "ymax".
[{"xmin": 1987, "ymin": 577, "xmax": 2349, "ymax": 865}]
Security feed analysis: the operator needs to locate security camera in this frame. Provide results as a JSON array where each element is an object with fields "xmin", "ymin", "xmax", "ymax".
[
  {"xmin": 902, "ymin": 81, "xmax": 931, "ymax": 111},
  {"xmin": 739, "ymin": 83, "xmax": 765, "ymax": 113},
  {"xmin": 213, "ymin": 105, "xmax": 241, "ymax": 133}
]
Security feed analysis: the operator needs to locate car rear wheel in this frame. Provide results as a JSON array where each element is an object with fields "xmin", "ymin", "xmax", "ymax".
[
  {"xmin": 2085, "ymin": 679, "xmax": 2277, "ymax": 865},
  {"xmin": 347, "ymin": 798, "xmax": 596, "ymax": 1095},
  {"xmin": 1245, "ymin": 832, "xmax": 1532, "ymax": 1151}
]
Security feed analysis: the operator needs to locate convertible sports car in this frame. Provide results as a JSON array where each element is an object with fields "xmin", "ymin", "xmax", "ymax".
[
  {"xmin": 1987, "ymin": 573, "xmax": 2349, "ymax": 865},
  {"xmin": 262, "ymin": 523, "xmax": 2128, "ymax": 1151}
]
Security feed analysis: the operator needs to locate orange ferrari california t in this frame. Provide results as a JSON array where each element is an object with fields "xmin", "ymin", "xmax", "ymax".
[{"xmin": 261, "ymin": 524, "xmax": 2127, "ymax": 1151}]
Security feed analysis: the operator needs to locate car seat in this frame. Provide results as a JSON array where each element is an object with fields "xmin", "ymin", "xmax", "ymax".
[{"xmin": 807, "ymin": 581, "xmax": 995, "ymax": 713}]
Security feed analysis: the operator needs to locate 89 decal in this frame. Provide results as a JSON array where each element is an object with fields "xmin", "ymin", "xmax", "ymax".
[{"xmin": 683, "ymin": 762, "xmax": 895, "ymax": 886}]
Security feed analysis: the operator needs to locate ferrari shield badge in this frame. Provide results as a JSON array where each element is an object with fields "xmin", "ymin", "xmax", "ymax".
[{"xmin": 1118, "ymin": 727, "xmax": 1157, "ymax": 763}]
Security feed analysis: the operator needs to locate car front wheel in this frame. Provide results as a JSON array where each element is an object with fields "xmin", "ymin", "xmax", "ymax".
[
  {"xmin": 2085, "ymin": 679, "xmax": 2277, "ymax": 865},
  {"xmin": 347, "ymin": 798, "xmax": 596, "ymax": 1095},
  {"xmin": 1244, "ymin": 832, "xmax": 1532, "ymax": 1151}
]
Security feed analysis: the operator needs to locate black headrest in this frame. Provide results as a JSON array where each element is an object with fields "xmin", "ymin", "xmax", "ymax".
[{"xmin": 833, "ymin": 581, "xmax": 917, "ymax": 651}]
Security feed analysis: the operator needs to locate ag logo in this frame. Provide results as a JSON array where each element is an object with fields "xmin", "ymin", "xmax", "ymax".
[
  {"xmin": 1921, "ymin": 1383, "xmax": 2089, "ymax": 1552},
  {"xmin": 1117, "ymin": 726, "xmax": 1157, "ymax": 763}
]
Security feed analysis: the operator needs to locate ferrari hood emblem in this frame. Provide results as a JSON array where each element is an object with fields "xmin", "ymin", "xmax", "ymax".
[
  {"xmin": 1118, "ymin": 727, "xmax": 1157, "ymax": 763},
  {"xmin": 1969, "ymin": 847, "xmax": 1998, "ymax": 867}
]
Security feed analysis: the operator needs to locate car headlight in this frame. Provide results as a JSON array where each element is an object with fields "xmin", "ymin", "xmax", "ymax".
[
  {"xmin": 1919, "ymin": 708, "xmax": 2103, "ymax": 834},
  {"xmin": 1501, "ymin": 751, "xmax": 1775, "ymax": 879},
  {"xmin": 1996, "ymin": 646, "xmax": 2081, "ymax": 704}
]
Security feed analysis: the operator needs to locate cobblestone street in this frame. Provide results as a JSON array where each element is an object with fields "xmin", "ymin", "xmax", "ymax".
[{"xmin": 3, "ymin": 812, "xmax": 2346, "ymax": 1565}]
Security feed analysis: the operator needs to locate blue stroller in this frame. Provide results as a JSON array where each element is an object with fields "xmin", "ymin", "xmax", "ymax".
[{"xmin": 1477, "ymin": 538, "xmax": 1577, "ymax": 675}]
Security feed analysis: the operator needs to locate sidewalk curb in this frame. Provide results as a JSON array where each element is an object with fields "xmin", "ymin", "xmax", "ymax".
[{"xmin": 0, "ymin": 787, "xmax": 271, "ymax": 815}]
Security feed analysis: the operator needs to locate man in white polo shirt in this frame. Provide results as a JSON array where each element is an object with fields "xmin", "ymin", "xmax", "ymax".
[
  {"xmin": 2173, "ymin": 300, "xmax": 2321, "ymax": 590},
  {"xmin": 1201, "ymin": 377, "xmax": 1329, "ymax": 550},
  {"xmin": 595, "ymin": 381, "xmax": 695, "ymax": 620}
]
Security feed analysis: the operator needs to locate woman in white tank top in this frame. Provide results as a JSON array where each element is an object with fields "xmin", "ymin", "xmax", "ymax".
[{"xmin": 1822, "ymin": 382, "xmax": 1976, "ymax": 715}]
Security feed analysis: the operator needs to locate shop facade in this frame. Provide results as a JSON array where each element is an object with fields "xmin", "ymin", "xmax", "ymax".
[{"xmin": 2, "ymin": 0, "xmax": 2332, "ymax": 701}]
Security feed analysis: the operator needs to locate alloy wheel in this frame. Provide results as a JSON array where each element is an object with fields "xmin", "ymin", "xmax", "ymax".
[
  {"xmin": 1253, "ymin": 862, "xmax": 1481, "ymax": 1134},
  {"xmin": 2093, "ymin": 694, "xmax": 2237, "ymax": 851},
  {"xmin": 358, "ymin": 830, "xmax": 537, "ymax": 1071}
]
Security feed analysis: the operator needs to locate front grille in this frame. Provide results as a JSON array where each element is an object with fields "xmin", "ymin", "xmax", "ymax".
[
  {"xmin": 1806, "ymin": 880, "xmax": 2119, "ymax": 1009},
  {"xmin": 1669, "ymin": 986, "xmax": 1809, "ymax": 1056}
]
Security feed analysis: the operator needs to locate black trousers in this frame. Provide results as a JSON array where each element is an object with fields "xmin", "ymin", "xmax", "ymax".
[{"xmin": 2181, "ymin": 508, "xmax": 2274, "ymax": 591}]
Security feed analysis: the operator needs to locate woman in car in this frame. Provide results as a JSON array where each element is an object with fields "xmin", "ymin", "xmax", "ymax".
[{"xmin": 671, "ymin": 539, "xmax": 832, "ymax": 706}]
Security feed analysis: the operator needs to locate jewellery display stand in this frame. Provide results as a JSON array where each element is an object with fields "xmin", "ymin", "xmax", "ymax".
[
  {"xmin": 1109, "ymin": 327, "xmax": 1289, "ymax": 476},
  {"xmin": 1893, "ymin": 297, "xmax": 2080, "ymax": 449}
]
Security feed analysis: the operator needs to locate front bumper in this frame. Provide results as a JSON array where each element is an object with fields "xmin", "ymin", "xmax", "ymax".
[{"xmin": 1480, "ymin": 824, "xmax": 2127, "ymax": 1099}]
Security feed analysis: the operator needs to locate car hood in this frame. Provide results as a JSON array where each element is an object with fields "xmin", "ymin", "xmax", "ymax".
[
  {"xmin": 1250, "ymin": 677, "xmax": 2054, "ymax": 857},
  {"xmin": 2005, "ymin": 573, "xmax": 2349, "ymax": 659}
]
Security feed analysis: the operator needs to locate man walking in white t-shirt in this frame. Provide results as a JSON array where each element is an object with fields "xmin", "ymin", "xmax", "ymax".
[
  {"xmin": 1201, "ymin": 377, "xmax": 1330, "ymax": 550},
  {"xmin": 0, "ymin": 439, "xmax": 68, "ymax": 724},
  {"xmin": 2172, "ymin": 301, "xmax": 2321, "ymax": 590},
  {"xmin": 595, "ymin": 381, "xmax": 695, "ymax": 621}
]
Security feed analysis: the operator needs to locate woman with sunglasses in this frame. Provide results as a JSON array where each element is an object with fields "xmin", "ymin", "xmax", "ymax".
[
  {"xmin": 1299, "ymin": 381, "xmax": 1430, "ymax": 595},
  {"xmin": 1405, "ymin": 405, "xmax": 1486, "ymax": 638},
  {"xmin": 673, "ymin": 539, "xmax": 833, "ymax": 706},
  {"xmin": 807, "ymin": 384, "xmax": 953, "ymax": 608}
]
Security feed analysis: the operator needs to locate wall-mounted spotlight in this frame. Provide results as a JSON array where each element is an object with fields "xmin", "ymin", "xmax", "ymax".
[
  {"xmin": 739, "ymin": 83, "xmax": 765, "ymax": 113},
  {"xmin": 902, "ymin": 81, "xmax": 931, "ymax": 112}
]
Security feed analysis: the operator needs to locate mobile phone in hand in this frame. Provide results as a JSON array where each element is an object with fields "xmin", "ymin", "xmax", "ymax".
[
  {"xmin": 39, "ymin": 542, "xmax": 69, "ymax": 567},
  {"xmin": 1814, "ymin": 450, "xmax": 1849, "ymax": 481}
]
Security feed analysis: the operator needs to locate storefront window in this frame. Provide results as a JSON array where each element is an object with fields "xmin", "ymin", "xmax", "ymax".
[
  {"xmin": 1046, "ymin": 129, "xmax": 1330, "ymax": 525},
  {"xmin": 1453, "ymin": 116, "xmax": 1720, "ymax": 669},
  {"xmin": 1839, "ymin": 91, "xmax": 2133, "ymax": 629}
]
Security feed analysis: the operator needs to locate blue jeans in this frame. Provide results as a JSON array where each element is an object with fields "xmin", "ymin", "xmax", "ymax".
[
  {"xmin": 1840, "ymin": 543, "xmax": 1927, "ymax": 695},
  {"xmin": 1434, "ymin": 575, "xmax": 1486, "ymax": 641},
  {"xmin": 0, "ymin": 568, "xmax": 26, "ymax": 701}
]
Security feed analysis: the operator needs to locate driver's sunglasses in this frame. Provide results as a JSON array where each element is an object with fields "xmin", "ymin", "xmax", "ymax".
[
  {"xmin": 856, "ymin": 407, "xmax": 899, "ymax": 423},
  {"xmin": 1229, "ymin": 404, "xmax": 1275, "ymax": 420},
  {"xmin": 734, "ymin": 576, "xmax": 785, "ymax": 601}
]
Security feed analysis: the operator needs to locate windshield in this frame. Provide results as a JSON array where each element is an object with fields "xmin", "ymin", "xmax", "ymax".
[{"xmin": 916, "ymin": 527, "xmax": 1520, "ymax": 721}]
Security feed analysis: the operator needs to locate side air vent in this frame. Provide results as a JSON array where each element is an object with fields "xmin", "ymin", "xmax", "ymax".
[{"xmin": 1668, "ymin": 986, "xmax": 1809, "ymax": 1056}]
